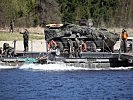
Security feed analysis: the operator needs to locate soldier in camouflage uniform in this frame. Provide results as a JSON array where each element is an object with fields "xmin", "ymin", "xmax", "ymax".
[{"xmin": 20, "ymin": 29, "xmax": 29, "ymax": 52}]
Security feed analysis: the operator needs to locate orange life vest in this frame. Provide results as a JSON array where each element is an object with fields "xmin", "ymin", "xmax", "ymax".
[
  {"xmin": 122, "ymin": 32, "xmax": 128, "ymax": 40},
  {"xmin": 48, "ymin": 40, "xmax": 57, "ymax": 50},
  {"xmin": 82, "ymin": 42, "xmax": 87, "ymax": 52}
]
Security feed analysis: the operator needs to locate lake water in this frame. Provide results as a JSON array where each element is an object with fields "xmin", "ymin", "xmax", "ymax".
[{"xmin": 0, "ymin": 64, "xmax": 133, "ymax": 100}]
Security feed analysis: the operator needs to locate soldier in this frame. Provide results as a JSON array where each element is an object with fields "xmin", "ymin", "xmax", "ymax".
[
  {"xmin": 9, "ymin": 20, "xmax": 14, "ymax": 33},
  {"xmin": 81, "ymin": 41, "xmax": 87, "ymax": 52},
  {"xmin": 20, "ymin": 29, "xmax": 29, "ymax": 52},
  {"xmin": 74, "ymin": 38, "xmax": 80, "ymax": 57},
  {"xmin": 48, "ymin": 40, "xmax": 57, "ymax": 50},
  {"xmin": 121, "ymin": 29, "xmax": 128, "ymax": 53}
]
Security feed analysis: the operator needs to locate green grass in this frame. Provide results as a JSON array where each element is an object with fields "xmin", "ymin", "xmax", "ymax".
[{"xmin": 0, "ymin": 31, "xmax": 44, "ymax": 41}]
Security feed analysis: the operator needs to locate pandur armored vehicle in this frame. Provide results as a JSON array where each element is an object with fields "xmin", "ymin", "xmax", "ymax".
[{"xmin": 44, "ymin": 20, "xmax": 119, "ymax": 58}]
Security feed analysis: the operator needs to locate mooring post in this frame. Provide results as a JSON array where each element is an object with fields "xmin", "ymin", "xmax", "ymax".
[
  {"xmin": 118, "ymin": 46, "xmax": 121, "ymax": 61},
  {"xmin": 118, "ymin": 34, "xmax": 122, "ymax": 61},
  {"xmin": 31, "ymin": 40, "xmax": 33, "ymax": 52},
  {"xmin": 13, "ymin": 40, "xmax": 16, "ymax": 55},
  {"xmin": 132, "ymin": 39, "xmax": 133, "ymax": 53},
  {"xmin": 102, "ymin": 40, "xmax": 104, "ymax": 52},
  {"xmin": 46, "ymin": 41, "xmax": 48, "ymax": 52}
]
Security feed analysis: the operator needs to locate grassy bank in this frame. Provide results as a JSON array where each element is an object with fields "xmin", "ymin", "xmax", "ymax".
[{"xmin": 0, "ymin": 31, "xmax": 44, "ymax": 41}]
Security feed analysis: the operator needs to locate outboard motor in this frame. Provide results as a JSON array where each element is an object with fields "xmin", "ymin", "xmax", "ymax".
[
  {"xmin": 3, "ymin": 43, "xmax": 14, "ymax": 57},
  {"xmin": 3, "ymin": 43, "xmax": 9, "ymax": 51}
]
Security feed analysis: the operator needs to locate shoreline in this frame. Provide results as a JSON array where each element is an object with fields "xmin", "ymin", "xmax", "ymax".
[
  {"xmin": 1, "ymin": 27, "xmax": 133, "ymax": 36},
  {"xmin": 0, "ymin": 26, "xmax": 44, "ymax": 34}
]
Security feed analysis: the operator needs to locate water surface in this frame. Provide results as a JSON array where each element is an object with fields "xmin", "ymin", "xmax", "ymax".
[{"xmin": 0, "ymin": 64, "xmax": 133, "ymax": 100}]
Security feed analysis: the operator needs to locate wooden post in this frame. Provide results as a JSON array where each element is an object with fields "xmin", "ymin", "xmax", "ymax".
[
  {"xmin": 132, "ymin": 39, "xmax": 133, "ymax": 53},
  {"xmin": 13, "ymin": 40, "xmax": 16, "ymax": 55},
  {"xmin": 46, "ymin": 41, "xmax": 48, "ymax": 52},
  {"xmin": 118, "ymin": 34, "xmax": 122, "ymax": 61},
  {"xmin": 31, "ymin": 40, "xmax": 33, "ymax": 52}
]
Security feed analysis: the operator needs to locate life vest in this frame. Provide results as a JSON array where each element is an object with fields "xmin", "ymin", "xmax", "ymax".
[
  {"xmin": 48, "ymin": 40, "xmax": 57, "ymax": 50},
  {"xmin": 82, "ymin": 42, "xmax": 87, "ymax": 52},
  {"xmin": 122, "ymin": 32, "xmax": 128, "ymax": 40}
]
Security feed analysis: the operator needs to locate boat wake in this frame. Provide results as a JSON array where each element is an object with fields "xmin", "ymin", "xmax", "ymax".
[
  {"xmin": 0, "ymin": 65, "xmax": 19, "ymax": 70},
  {"xmin": 19, "ymin": 63, "xmax": 88, "ymax": 71},
  {"xmin": 0, "ymin": 63, "xmax": 133, "ymax": 71}
]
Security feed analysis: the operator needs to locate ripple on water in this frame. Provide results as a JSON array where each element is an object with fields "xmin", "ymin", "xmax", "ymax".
[{"xmin": 0, "ymin": 66, "xmax": 133, "ymax": 100}]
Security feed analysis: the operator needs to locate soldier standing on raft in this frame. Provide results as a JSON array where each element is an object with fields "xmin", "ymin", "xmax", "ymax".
[
  {"xmin": 20, "ymin": 29, "xmax": 29, "ymax": 52},
  {"xmin": 121, "ymin": 29, "xmax": 128, "ymax": 53}
]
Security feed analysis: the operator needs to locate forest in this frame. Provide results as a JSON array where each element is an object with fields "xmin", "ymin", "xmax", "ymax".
[{"xmin": 0, "ymin": 0, "xmax": 133, "ymax": 28}]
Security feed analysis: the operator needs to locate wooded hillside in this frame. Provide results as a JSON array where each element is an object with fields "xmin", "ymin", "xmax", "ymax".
[{"xmin": 0, "ymin": 0, "xmax": 133, "ymax": 28}]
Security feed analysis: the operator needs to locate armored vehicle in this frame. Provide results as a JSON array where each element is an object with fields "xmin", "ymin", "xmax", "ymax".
[{"xmin": 44, "ymin": 22, "xmax": 119, "ymax": 57}]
